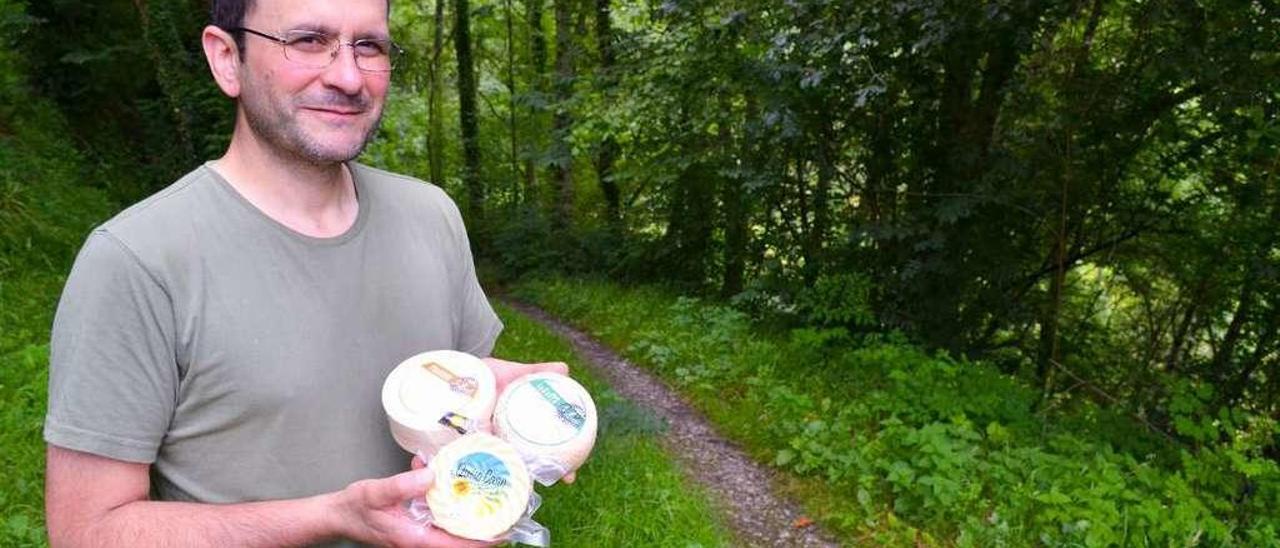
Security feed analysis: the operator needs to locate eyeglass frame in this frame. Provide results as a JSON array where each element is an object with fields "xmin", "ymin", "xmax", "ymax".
[{"xmin": 228, "ymin": 27, "xmax": 404, "ymax": 73}]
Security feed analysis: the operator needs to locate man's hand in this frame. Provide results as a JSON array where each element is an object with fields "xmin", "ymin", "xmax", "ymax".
[
  {"xmin": 481, "ymin": 356, "xmax": 569, "ymax": 394},
  {"xmin": 334, "ymin": 468, "xmax": 494, "ymax": 547}
]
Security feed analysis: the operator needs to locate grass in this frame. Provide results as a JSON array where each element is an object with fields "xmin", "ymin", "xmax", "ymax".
[
  {"xmin": 0, "ymin": 344, "xmax": 51, "ymax": 545},
  {"xmin": 0, "ymin": 98, "xmax": 117, "ymax": 544},
  {"xmin": 510, "ymin": 276, "xmax": 1280, "ymax": 546},
  {"xmin": 491, "ymin": 301, "xmax": 734, "ymax": 547}
]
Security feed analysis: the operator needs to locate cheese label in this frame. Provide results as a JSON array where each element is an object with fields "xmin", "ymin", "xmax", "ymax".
[
  {"xmin": 531, "ymin": 378, "xmax": 588, "ymax": 430},
  {"xmin": 503, "ymin": 378, "xmax": 590, "ymax": 447},
  {"xmin": 438, "ymin": 412, "xmax": 472, "ymax": 435},
  {"xmin": 426, "ymin": 434, "xmax": 532, "ymax": 540},
  {"xmin": 450, "ymin": 450, "xmax": 509, "ymax": 514},
  {"xmin": 423, "ymin": 361, "xmax": 478, "ymax": 398}
]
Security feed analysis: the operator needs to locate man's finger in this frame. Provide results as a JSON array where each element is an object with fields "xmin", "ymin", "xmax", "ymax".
[
  {"xmin": 423, "ymin": 526, "xmax": 499, "ymax": 548},
  {"xmin": 531, "ymin": 360, "xmax": 569, "ymax": 375},
  {"xmin": 484, "ymin": 357, "xmax": 570, "ymax": 377}
]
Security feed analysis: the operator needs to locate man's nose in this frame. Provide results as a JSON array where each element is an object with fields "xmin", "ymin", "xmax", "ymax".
[{"xmin": 321, "ymin": 45, "xmax": 365, "ymax": 96}]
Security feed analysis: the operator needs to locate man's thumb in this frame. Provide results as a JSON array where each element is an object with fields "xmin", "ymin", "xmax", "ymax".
[{"xmin": 371, "ymin": 467, "xmax": 434, "ymax": 507}]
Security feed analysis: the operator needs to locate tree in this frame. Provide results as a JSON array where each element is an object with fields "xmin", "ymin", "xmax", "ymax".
[
  {"xmin": 592, "ymin": 0, "xmax": 621, "ymax": 225},
  {"xmin": 427, "ymin": 0, "xmax": 447, "ymax": 187},
  {"xmin": 454, "ymin": 0, "xmax": 484, "ymax": 224},
  {"xmin": 549, "ymin": 0, "xmax": 575, "ymax": 229}
]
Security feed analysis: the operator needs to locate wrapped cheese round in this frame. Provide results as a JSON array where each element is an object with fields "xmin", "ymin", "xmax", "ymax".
[
  {"xmin": 382, "ymin": 350, "xmax": 497, "ymax": 456},
  {"xmin": 493, "ymin": 372, "xmax": 598, "ymax": 481},
  {"xmin": 426, "ymin": 433, "xmax": 533, "ymax": 541}
]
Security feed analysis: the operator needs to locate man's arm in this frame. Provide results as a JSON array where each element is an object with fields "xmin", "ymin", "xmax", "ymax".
[{"xmin": 46, "ymin": 445, "xmax": 487, "ymax": 548}]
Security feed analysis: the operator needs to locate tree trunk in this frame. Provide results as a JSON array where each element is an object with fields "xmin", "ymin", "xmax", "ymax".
[
  {"xmin": 427, "ymin": 0, "xmax": 446, "ymax": 186},
  {"xmin": 1036, "ymin": 249, "xmax": 1066, "ymax": 381},
  {"xmin": 593, "ymin": 0, "xmax": 620, "ymax": 225},
  {"xmin": 525, "ymin": 0, "xmax": 547, "ymax": 202},
  {"xmin": 1213, "ymin": 193, "xmax": 1279, "ymax": 391},
  {"xmin": 1214, "ymin": 270, "xmax": 1259, "ymax": 379},
  {"xmin": 550, "ymin": 0, "xmax": 575, "ymax": 229},
  {"xmin": 132, "ymin": 0, "xmax": 195, "ymax": 167},
  {"xmin": 865, "ymin": 109, "xmax": 893, "ymax": 227},
  {"xmin": 1166, "ymin": 276, "xmax": 1210, "ymax": 373},
  {"xmin": 1037, "ymin": 149, "xmax": 1071, "ymax": 395},
  {"xmin": 505, "ymin": 0, "xmax": 521, "ymax": 201},
  {"xmin": 667, "ymin": 162, "xmax": 715, "ymax": 285},
  {"xmin": 791, "ymin": 157, "xmax": 811, "ymax": 264},
  {"xmin": 454, "ymin": 0, "xmax": 484, "ymax": 225},
  {"xmin": 721, "ymin": 94, "xmax": 752, "ymax": 297},
  {"xmin": 1225, "ymin": 306, "xmax": 1279, "ymax": 407},
  {"xmin": 805, "ymin": 119, "xmax": 835, "ymax": 284}
]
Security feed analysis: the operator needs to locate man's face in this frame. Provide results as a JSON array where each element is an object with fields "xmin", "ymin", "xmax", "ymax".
[{"xmin": 236, "ymin": 0, "xmax": 391, "ymax": 164}]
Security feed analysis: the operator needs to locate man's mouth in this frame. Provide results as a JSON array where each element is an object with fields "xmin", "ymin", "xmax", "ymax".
[{"xmin": 304, "ymin": 106, "xmax": 364, "ymax": 115}]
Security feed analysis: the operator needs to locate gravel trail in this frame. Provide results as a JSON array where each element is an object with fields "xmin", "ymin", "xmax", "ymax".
[{"xmin": 505, "ymin": 299, "xmax": 840, "ymax": 548}]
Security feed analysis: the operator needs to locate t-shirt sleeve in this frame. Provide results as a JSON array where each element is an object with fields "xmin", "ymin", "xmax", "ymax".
[
  {"xmin": 440, "ymin": 199, "xmax": 503, "ymax": 357},
  {"xmin": 44, "ymin": 230, "xmax": 179, "ymax": 464}
]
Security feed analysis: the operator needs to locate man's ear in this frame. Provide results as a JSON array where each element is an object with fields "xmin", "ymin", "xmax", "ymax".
[{"xmin": 202, "ymin": 25, "xmax": 242, "ymax": 98}]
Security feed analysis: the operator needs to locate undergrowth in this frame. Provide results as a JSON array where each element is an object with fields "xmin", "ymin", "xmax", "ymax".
[
  {"xmin": 0, "ymin": 6, "xmax": 121, "ymax": 538},
  {"xmin": 513, "ymin": 277, "xmax": 1280, "ymax": 546}
]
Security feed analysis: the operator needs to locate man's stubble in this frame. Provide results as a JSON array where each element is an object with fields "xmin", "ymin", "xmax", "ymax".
[{"xmin": 239, "ymin": 70, "xmax": 385, "ymax": 166}]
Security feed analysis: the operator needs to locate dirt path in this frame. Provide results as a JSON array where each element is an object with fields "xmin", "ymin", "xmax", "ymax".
[{"xmin": 505, "ymin": 300, "xmax": 840, "ymax": 548}]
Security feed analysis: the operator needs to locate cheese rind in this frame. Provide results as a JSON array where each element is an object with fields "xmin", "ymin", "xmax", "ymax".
[
  {"xmin": 382, "ymin": 350, "xmax": 497, "ymax": 455},
  {"xmin": 493, "ymin": 372, "xmax": 598, "ymax": 477},
  {"xmin": 426, "ymin": 433, "xmax": 533, "ymax": 541}
]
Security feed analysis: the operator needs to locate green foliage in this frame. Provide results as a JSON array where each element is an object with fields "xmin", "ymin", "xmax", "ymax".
[
  {"xmin": 20, "ymin": 0, "xmax": 231, "ymax": 201},
  {"xmin": 794, "ymin": 273, "xmax": 875, "ymax": 328},
  {"xmin": 450, "ymin": 0, "xmax": 1280, "ymax": 477},
  {"xmin": 5, "ymin": 0, "xmax": 1280, "ymax": 540},
  {"xmin": 0, "ymin": 0, "xmax": 115, "ymax": 352},
  {"xmin": 0, "ymin": 345, "xmax": 51, "ymax": 546},
  {"xmin": 517, "ymin": 277, "xmax": 1280, "ymax": 545},
  {"xmin": 0, "ymin": 6, "xmax": 118, "ymax": 541}
]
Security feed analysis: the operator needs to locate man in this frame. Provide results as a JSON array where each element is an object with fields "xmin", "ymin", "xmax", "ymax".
[{"xmin": 43, "ymin": 0, "xmax": 566, "ymax": 545}]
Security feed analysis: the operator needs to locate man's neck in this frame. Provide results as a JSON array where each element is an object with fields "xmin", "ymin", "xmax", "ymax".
[{"xmin": 211, "ymin": 128, "xmax": 360, "ymax": 239}]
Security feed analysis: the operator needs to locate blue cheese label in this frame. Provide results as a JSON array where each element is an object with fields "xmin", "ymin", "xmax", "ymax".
[{"xmin": 452, "ymin": 452, "xmax": 511, "ymax": 506}]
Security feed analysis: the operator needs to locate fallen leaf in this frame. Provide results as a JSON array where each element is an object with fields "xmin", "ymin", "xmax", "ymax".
[{"xmin": 793, "ymin": 517, "xmax": 814, "ymax": 529}]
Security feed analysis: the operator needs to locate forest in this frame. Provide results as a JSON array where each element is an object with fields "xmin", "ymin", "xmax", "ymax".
[{"xmin": 2, "ymin": 0, "xmax": 1278, "ymax": 544}]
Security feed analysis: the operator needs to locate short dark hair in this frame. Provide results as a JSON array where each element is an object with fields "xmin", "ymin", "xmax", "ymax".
[
  {"xmin": 209, "ymin": 0, "xmax": 392, "ymax": 55},
  {"xmin": 209, "ymin": 0, "xmax": 253, "ymax": 51}
]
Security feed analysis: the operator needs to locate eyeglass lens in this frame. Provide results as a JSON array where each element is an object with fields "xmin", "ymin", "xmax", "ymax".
[{"xmin": 281, "ymin": 30, "xmax": 397, "ymax": 72}]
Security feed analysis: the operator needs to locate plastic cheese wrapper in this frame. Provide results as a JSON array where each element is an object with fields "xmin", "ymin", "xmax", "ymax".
[
  {"xmin": 493, "ymin": 372, "xmax": 598, "ymax": 486},
  {"xmin": 408, "ymin": 433, "xmax": 549, "ymax": 546},
  {"xmin": 382, "ymin": 350, "xmax": 497, "ymax": 457}
]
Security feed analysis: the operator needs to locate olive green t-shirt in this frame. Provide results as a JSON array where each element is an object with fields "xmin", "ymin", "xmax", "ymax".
[{"xmin": 44, "ymin": 162, "xmax": 503, "ymax": 504}]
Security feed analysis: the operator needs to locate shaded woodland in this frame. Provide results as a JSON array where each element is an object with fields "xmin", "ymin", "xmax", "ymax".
[{"xmin": 3, "ymin": 0, "xmax": 1279, "ymax": 541}]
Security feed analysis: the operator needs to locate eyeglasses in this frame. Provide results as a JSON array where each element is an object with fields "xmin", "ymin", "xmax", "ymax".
[{"xmin": 231, "ymin": 27, "xmax": 403, "ymax": 73}]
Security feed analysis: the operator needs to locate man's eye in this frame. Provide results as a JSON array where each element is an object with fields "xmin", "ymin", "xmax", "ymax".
[
  {"xmin": 286, "ymin": 34, "xmax": 331, "ymax": 52},
  {"xmin": 354, "ymin": 40, "xmax": 389, "ymax": 57}
]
